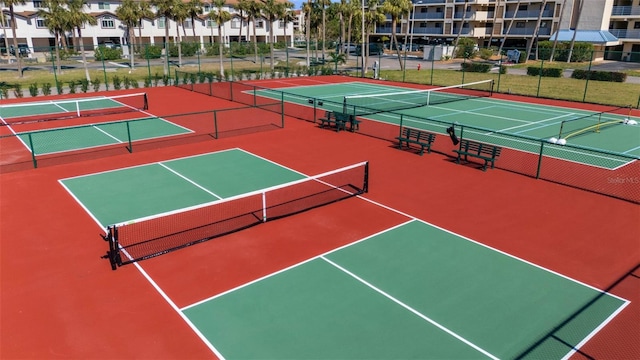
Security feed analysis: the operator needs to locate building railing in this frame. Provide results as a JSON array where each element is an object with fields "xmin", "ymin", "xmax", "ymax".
[
  {"xmin": 611, "ymin": 6, "xmax": 640, "ymax": 16},
  {"xmin": 609, "ymin": 29, "xmax": 640, "ymax": 39},
  {"xmin": 504, "ymin": 9, "xmax": 555, "ymax": 18},
  {"xmin": 413, "ymin": 12, "xmax": 446, "ymax": 20}
]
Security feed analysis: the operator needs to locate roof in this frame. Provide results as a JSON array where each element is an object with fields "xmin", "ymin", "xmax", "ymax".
[{"xmin": 549, "ymin": 30, "xmax": 620, "ymax": 45}]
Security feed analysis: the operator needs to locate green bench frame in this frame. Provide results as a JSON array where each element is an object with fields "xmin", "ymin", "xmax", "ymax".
[
  {"xmin": 453, "ymin": 139, "xmax": 501, "ymax": 171},
  {"xmin": 395, "ymin": 127, "xmax": 437, "ymax": 156},
  {"xmin": 319, "ymin": 111, "xmax": 360, "ymax": 132}
]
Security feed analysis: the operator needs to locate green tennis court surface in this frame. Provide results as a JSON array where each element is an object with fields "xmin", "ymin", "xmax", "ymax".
[
  {"xmin": 183, "ymin": 219, "xmax": 626, "ymax": 359},
  {"xmin": 16, "ymin": 117, "xmax": 192, "ymax": 155},
  {"xmin": 257, "ymin": 82, "xmax": 640, "ymax": 169},
  {"xmin": 59, "ymin": 149, "xmax": 306, "ymax": 226},
  {"xmin": 59, "ymin": 148, "xmax": 628, "ymax": 358}
]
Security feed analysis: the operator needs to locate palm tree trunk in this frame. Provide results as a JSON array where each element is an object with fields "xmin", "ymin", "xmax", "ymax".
[
  {"xmin": 392, "ymin": 20, "xmax": 402, "ymax": 69},
  {"xmin": 550, "ymin": 0, "xmax": 567, "ymax": 62},
  {"xmin": 163, "ymin": 20, "xmax": 170, "ymax": 76},
  {"xmin": 498, "ymin": 0, "xmax": 521, "ymax": 57},
  {"xmin": 487, "ymin": 0, "xmax": 500, "ymax": 45},
  {"xmin": 253, "ymin": 20, "xmax": 259, "ymax": 64},
  {"xmin": 10, "ymin": 5, "xmax": 23, "ymax": 78},
  {"xmin": 346, "ymin": 14, "xmax": 352, "ymax": 61},
  {"xmin": 566, "ymin": 0, "xmax": 583, "ymax": 63},
  {"xmin": 452, "ymin": 1, "xmax": 469, "ymax": 59},
  {"xmin": 218, "ymin": 25, "xmax": 225, "ymax": 76},
  {"xmin": 269, "ymin": 20, "xmax": 274, "ymax": 71},
  {"xmin": 305, "ymin": 12, "xmax": 311, "ymax": 67},
  {"xmin": 77, "ymin": 27, "xmax": 91, "ymax": 81},
  {"xmin": 54, "ymin": 31, "xmax": 62, "ymax": 75},
  {"xmin": 526, "ymin": 0, "xmax": 547, "ymax": 61},
  {"xmin": 321, "ymin": 3, "xmax": 326, "ymax": 60},
  {"xmin": 129, "ymin": 27, "xmax": 135, "ymax": 70},
  {"xmin": 176, "ymin": 23, "xmax": 183, "ymax": 67}
]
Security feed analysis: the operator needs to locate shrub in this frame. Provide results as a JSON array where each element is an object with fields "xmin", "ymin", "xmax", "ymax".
[
  {"xmin": 144, "ymin": 77, "xmax": 152, "ymax": 88},
  {"xmin": 94, "ymin": 46, "xmax": 122, "ymax": 61},
  {"xmin": 56, "ymin": 81, "xmax": 63, "ymax": 94},
  {"xmin": 455, "ymin": 38, "xmax": 478, "ymax": 59},
  {"xmin": 112, "ymin": 75, "xmax": 122, "ymax": 90},
  {"xmin": 1, "ymin": 87, "xmax": 9, "ymax": 98},
  {"xmin": 168, "ymin": 42, "xmax": 200, "ymax": 57},
  {"xmin": 141, "ymin": 45, "xmax": 162, "ymax": 59},
  {"xmin": 91, "ymin": 77, "xmax": 101, "ymax": 92},
  {"xmin": 28, "ymin": 83, "xmax": 38, "ymax": 97},
  {"xmin": 527, "ymin": 66, "xmax": 563, "ymax": 77},
  {"xmin": 123, "ymin": 76, "xmax": 130, "ymax": 89},
  {"xmin": 79, "ymin": 79, "xmax": 89, "ymax": 93},
  {"xmin": 13, "ymin": 83, "xmax": 23, "ymax": 98},
  {"xmin": 460, "ymin": 62, "xmax": 491, "ymax": 73},
  {"xmin": 479, "ymin": 48, "xmax": 494, "ymax": 60},
  {"xmin": 68, "ymin": 80, "xmax": 77, "ymax": 94},
  {"xmin": 42, "ymin": 82, "xmax": 52, "ymax": 96},
  {"xmin": 499, "ymin": 65, "xmax": 508, "ymax": 74},
  {"xmin": 571, "ymin": 69, "xmax": 627, "ymax": 82}
]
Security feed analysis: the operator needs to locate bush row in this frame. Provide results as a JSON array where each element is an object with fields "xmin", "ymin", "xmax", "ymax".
[
  {"xmin": 526, "ymin": 66, "xmax": 563, "ymax": 77},
  {"xmin": 571, "ymin": 69, "xmax": 627, "ymax": 82}
]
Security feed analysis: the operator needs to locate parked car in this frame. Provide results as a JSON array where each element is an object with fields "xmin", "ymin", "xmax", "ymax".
[
  {"xmin": 356, "ymin": 43, "xmax": 384, "ymax": 56},
  {"xmin": 100, "ymin": 41, "xmax": 120, "ymax": 49},
  {"xmin": 8, "ymin": 43, "xmax": 30, "ymax": 57}
]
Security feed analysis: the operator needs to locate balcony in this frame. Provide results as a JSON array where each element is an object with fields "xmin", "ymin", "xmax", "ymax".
[
  {"xmin": 503, "ymin": 27, "xmax": 551, "ymax": 36},
  {"xmin": 412, "ymin": 27, "xmax": 444, "ymax": 35},
  {"xmin": 413, "ymin": 0, "xmax": 446, "ymax": 4},
  {"xmin": 611, "ymin": 6, "xmax": 640, "ymax": 16},
  {"xmin": 609, "ymin": 29, "xmax": 640, "ymax": 39},
  {"xmin": 413, "ymin": 12, "xmax": 445, "ymax": 19},
  {"xmin": 504, "ymin": 9, "xmax": 555, "ymax": 18}
]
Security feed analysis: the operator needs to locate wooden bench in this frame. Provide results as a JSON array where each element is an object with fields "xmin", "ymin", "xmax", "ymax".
[
  {"xmin": 395, "ymin": 127, "xmax": 437, "ymax": 156},
  {"xmin": 452, "ymin": 139, "xmax": 501, "ymax": 171},
  {"xmin": 319, "ymin": 111, "xmax": 360, "ymax": 132}
]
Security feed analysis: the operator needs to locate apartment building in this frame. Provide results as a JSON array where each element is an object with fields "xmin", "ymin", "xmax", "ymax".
[
  {"xmin": 373, "ymin": 0, "xmax": 638, "ymax": 61},
  {"xmin": 0, "ymin": 0, "xmax": 294, "ymax": 56}
]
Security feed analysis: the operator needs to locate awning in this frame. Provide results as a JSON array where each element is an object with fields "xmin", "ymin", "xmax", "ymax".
[{"xmin": 549, "ymin": 30, "xmax": 620, "ymax": 46}]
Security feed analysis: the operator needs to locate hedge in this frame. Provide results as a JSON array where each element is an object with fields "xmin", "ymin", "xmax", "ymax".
[
  {"xmin": 460, "ymin": 62, "xmax": 492, "ymax": 73},
  {"xmin": 526, "ymin": 66, "xmax": 563, "ymax": 77},
  {"xmin": 571, "ymin": 69, "xmax": 627, "ymax": 82}
]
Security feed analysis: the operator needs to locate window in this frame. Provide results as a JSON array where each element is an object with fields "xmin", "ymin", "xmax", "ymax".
[
  {"xmin": 436, "ymin": 7, "xmax": 443, "ymax": 13},
  {"xmin": 101, "ymin": 16, "xmax": 115, "ymax": 29},
  {"xmin": 98, "ymin": 2, "xmax": 110, "ymax": 10},
  {"xmin": 158, "ymin": 17, "xmax": 166, "ymax": 29},
  {"xmin": 420, "ymin": 8, "xmax": 427, "ymax": 13},
  {"xmin": 256, "ymin": 20, "xmax": 264, "ymax": 28},
  {"xmin": 486, "ymin": 22, "xmax": 493, "ymax": 28},
  {"xmin": 635, "ymin": 22, "xmax": 640, "ymax": 29},
  {"xmin": 33, "ymin": 1, "xmax": 43, "ymax": 8},
  {"xmin": 135, "ymin": 19, "xmax": 143, "ymax": 29},
  {"xmin": 183, "ymin": 18, "xmax": 193, "ymax": 29},
  {"xmin": 231, "ymin": 18, "xmax": 240, "ymax": 28},
  {"xmin": 207, "ymin": 20, "xmax": 217, "ymax": 28},
  {"xmin": 203, "ymin": 4, "xmax": 211, "ymax": 12},
  {"xmin": 435, "ymin": 23, "xmax": 442, "ymax": 28},
  {"xmin": 36, "ymin": 18, "xmax": 46, "ymax": 28},
  {"xmin": 1, "ymin": 17, "xmax": 11, "ymax": 28},
  {"xmin": 516, "ymin": 22, "xmax": 525, "ymax": 28},
  {"xmin": 518, "ymin": 5, "xmax": 528, "ymax": 11}
]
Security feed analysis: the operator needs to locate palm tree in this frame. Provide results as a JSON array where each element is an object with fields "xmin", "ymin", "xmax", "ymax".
[
  {"xmin": 566, "ymin": 0, "xmax": 584, "ymax": 63},
  {"xmin": 303, "ymin": 0, "xmax": 312, "ymax": 66},
  {"xmin": 381, "ymin": 0, "xmax": 412, "ymax": 70},
  {"xmin": 4, "ymin": 0, "xmax": 27, "ymax": 78},
  {"xmin": 260, "ymin": 0, "xmax": 282, "ymax": 71},
  {"xmin": 452, "ymin": 0, "xmax": 469, "ymax": 59},
  {"xmin": 526, "ymin": 0, "xmax": 548, "ymax": 61},
  {"xmin": 550, "ymin": 0, "xmax": 568, "ymax": 62},
  {"xmin": 364, "ymin": 0, "xmax": 385, "ymax": 73},
  {"xmin": 487, "ymin": 0, "xmax": 500, "ymax": 46},
  {"xmin": 210, "ymin": 0, "xmax": 231, "ymax": 77},
  {"xmin": 498, "ymin": 0, "xmax": 521, "ymax": 57},
  {"xmin": 279, "ymin": 2, "xmax": 295, "ymax": 48},
  {"xmin": 116, "ymin": 0, "xmax": 139, "ymax": 72},
  {"xmin": 135, "ymin": 1, "xmax": 154, "ymax": 54},
  {"xmin": 151, "ymin": 0, "xmax": 177, "ymax": 76},
  {"xmin": 38, "ymin": 0, "xmax": 67, "ymax": 75},
  {"xmin": 318, "ymin": 0, "xmax": 330, "ymax": 60},
  {"xmin": 344, "ymin": 0, "xmax": 359, "ymax": 60},
  {"xmin": 247, "ymin": 0, "xmax": 263, "ymax": 63},
  {"xmin": 172, "ymin": 1, "xmax": 188, "ymax": 67},
  {"xmin": 1, "ymin": 9, "xmax": 9, "ymax": 55},
  {"xmin": 67, "ymin": 0, "xmax": 97, "ymax": 81},
  {"xmin": 235, "ymin": 0, "xmax": 252, "ymax": 43},
  {"xmin": 185, "ymin": 0, "xmax": 203, "ymax": 39}
]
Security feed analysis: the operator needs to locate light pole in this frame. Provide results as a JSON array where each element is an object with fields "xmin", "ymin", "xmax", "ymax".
[{"xmin": 361, "ymin": 0, "xmax": 365, "ymax": 77}]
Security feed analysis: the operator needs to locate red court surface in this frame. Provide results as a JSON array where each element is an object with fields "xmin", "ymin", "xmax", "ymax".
[{"xmin": 1, "ymin": 79, "xmax": 638, "ymax": 359}]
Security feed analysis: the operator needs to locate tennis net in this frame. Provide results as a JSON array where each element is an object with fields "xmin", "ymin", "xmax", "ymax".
[
  {"xmin": 557, "ymin": 106, "xmax": 631, "ymax": 140},
  {"xmin": 103, "ymin": 161, "xmax": 369, "ymax": 269},
  {"xmin": 343, "ymin": 79, "xmax": 494, "ymax": 116},
  {"xmin": 0, "ymin": 92, "xmax": 148, "ymax": 125}
]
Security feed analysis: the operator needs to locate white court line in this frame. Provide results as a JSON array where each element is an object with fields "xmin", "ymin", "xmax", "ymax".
[
  {"xmin": 504, "ymin": 113, "xmax": 576, "ymax": 133},
  {"xmin": 92, "ymin": 124, "xmax": 122, "ymax": 143},
  {"xmin": 158, "ymin": 163, "xmax": 224, "ymax": 200}
]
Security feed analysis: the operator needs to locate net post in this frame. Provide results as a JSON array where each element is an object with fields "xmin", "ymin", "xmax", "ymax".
[
  {"xmin": 27, "ymin": 133, "xmax": 37, "ymax": 168},
  {"xmin": 536, "ymin": 140, "xmax": 545, "ymax": 179},
  {"xmin": 363, "ymin": 161, "xmax": 369, "ymax": 193},
  {"xmin": 262, "ymin": 191, "xmax": 267, "ymax": 222},
  {"xmin": 489, "ymin": 79, "xmax": 495, "ymax": 96},
  {"xmin": 76, "ymin": 100, "xmax": 81, "ymax": 117},
  {"xmin": 102, "ymin": 226, "xmax": 120, "ymax": 270},
  {"xmin": 142, "ymin": 93, "xmax": 149, "ymax": 110},
  {"xmin": 125, "ymin": 120, "xmax": 133, "ymax": 153},
  {"xmin": 280, "ymin": 92, "xmax": 285, "ymax": 128},
  {"xmin": 213, "ymin": 110, "xmax": 218, "ymax": 139}
]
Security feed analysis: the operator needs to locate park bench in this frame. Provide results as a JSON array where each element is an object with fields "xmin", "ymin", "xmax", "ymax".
[
  {"xmin": 319, "ymin": 111, "xmax": 360, "ymax": 132},
  {"xmin": 395, "ymin": 127, "xmax": 437, "ymax": 156},
  {"xmin": 452, "ymin": 139, "xmax": 501, "ymax": 171}
]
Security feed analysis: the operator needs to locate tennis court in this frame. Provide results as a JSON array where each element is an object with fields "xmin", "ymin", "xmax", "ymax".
[
  {"xmin": 256, "ymin": 81, "xmax": 640, "ymax": 169},
  {"xmin": 57, "ymin": 147, "xmax": 628, "ymax": 359},
  {"xmin": 0, "ymin": 93, "xmax": 193, "ymax": 156}
]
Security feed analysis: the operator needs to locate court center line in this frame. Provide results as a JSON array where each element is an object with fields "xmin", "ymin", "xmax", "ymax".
[
  {"xmin": 502, "ymin": 113, "xmax": 577, "ymax": 133},
  {"xmin": 321, "ymin": 256, "xmax": 499, "ymax": 360},
  {"xmin": 158, "ymin": 163, "xmax": 224, "ymax": 200},
  {"xmin": 92, "ymin": 124, "xmax": 123, "ymax": 143}
]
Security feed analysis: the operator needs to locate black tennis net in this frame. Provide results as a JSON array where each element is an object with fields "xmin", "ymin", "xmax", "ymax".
[{"xmin": 103, "ymin": 161, "xmax": 369, "ymax": 269}]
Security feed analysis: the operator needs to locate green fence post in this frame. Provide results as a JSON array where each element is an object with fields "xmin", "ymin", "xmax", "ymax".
[
  {"xmin": 535, "ymin": 140, "xmax": 545, "ymax": 179},
  {"xmin": 496, "ymin": 54, "xmax": 503, "ymax": 93},
  {"xmin": 461, "ymin": 56, "xmax": 466, "ymax": 84},
  {"xmin": 101, "ymin": 54, "xmax": 108, "ymax": 90},
  {"xmin": 430, "ymin": 45, "xmax": 435, "ymax": 85},
  {"xmin": 197, "ymin": 45, "xmax": 201, "ymax": 73},
  {"xmin": 536, "ymin": 60, "xmax": 544, "ymax": 98},
  {"xmin": 402, "ymin": 49, "xmax": 408, "ymax": 82},
  {"xmin": 126, "ymin": 121, "xmax": 133, "ymax": 153},
  {"xmin": 28, "ymin": 133, "xmax": 37, "ymax": 168},
  {"xmin": 286, "ymin": 46, "xmax": 289, "ymax": 77},
  {"xmin": 213, "ymin": 110, "xmax": 218, "ymax": 139},
  {"xmin": 281, "ymin": 92, "xmax": 285, "ymax": 127},
  {"xmin": 398, "ymin": 114, "xmax": 404, "ymax": 139},
  {"xmin": 582, "ymin": 55, "xmax": 593, "ymax": 103},
  {"xmin": 146, "ymin": 44, "xmax": 151, "ymax": 82},
  {"xmin": 230, "ymin": 47, "xmax": 235, "ymax": 80},
  {"xmin": 50, "ymin": 48, "xmax": 59, "ymax": 94}
]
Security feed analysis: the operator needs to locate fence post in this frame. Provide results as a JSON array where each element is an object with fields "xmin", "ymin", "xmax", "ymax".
[
  {"xmin": 101, "ymin": 53, "xmax": 108, "ymax": 91},
  {"xmin": 145, "ymin": 44, "xmax": 151, "ymax": 82},
  {"xmin": 281, "ymin": 92, "xmax": 285, "ymax": 127},
  {"xmin": 496, "ymin": 54, "xmax": 503, "ymax": 93},
  {"xmin": 535, "ymin": 140, "xmax": 545, "ymax": 179},
  {"xmin": 430, "ymin": 45, "xmax": 435, "ymax": 85},
  {"xmin": 126, "ymin": 121, "xmax": 133, "ymax": 153},
  {"xmin": 28, "ymin": 133, "xmax": 37, "ymax": 168},
  {"xmin": 536, "ymin": 60, "xmax": 544, "ymax": 98},
  {"xmin": 582, "ymin": 54, "xmax": 593, "ymax": 103},
  {"xmin": 213, "ymin": 110, "xmax": 218, "ymax": 139}
]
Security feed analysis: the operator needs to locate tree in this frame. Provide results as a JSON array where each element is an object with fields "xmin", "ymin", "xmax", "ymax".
[
  {"xmin": 151, "ymin": 0, "xmax": 177, "ymax": 76},
  {"xmin": 566, "ymin": 0, "xmax": 584, "ymax": 63},
  {"xmin": 246, "ymin": 0, "xmax": 263, "ymax": 63},
  {"xmin": 172, "ymin": 0, "xmax": 188, "ymax": 67},
  {"xmin": 185, "ymin": 0, "xmax": 204, "ymax": 39},
  {"xmin": 381, "ymin": 0, "xmax": 412, "ymax": 70},
  {"xmin": 498, "ymin": 0, "xmax": 522, "ymax": 57},
  {"xmin": 135, "ymin": 1, "xmax": 155, "ymax": 54},
  {"xmin": 487, "ymin": 0, "xmax": 500, "ymax": 46},
  {"xmin": 210, "ymin": 0, "xmax": 231, "ymax": 77},
  {"xmin": 38, "ymin": 0, "xmax": 67, "ymax": 75},
  {"xmin": 550, "ymin": 0, "xmax": 568, "ymax": 62},
  {"xmin": 68, "ymin": 0, "xmax": 97, "ymax": 81},
  {"xmin": 235, "ymin": 0, "xmax": 252, "ymax": 43},
  {"xmin": 318, "ymin": 0, "xmax": 331, "ymax": 60},
  {"xmin": 343, "ymin": 0, "xmax": 359, "ymax": 60},
  {"xmin": 303, "ymin": 0, "xmax": 313, "ymax": 66},
  {"xmin": 279, "ymin": 2, "xmax": 296, "ymax": 48},
  {"xmin": 260, "ymin": 0, "xmax": 282, "ymax": 71},
  {"xmin": 115, "ymin": 0, "xmax": 139, "ymax": 72},
  {"xmin": 452, "ymin": 0, "xmax": 469, "ymax": 59},
  {"xmin": 526, "ymin": 0, "xmax": 548, "ymax": 61},
  {"xmin": 363, "ymin": 0, "xmax": 385, "ymax": 72},
  {"xmin": 4, "ymin": 0, "xmax": 27, "ymax": 78}
]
